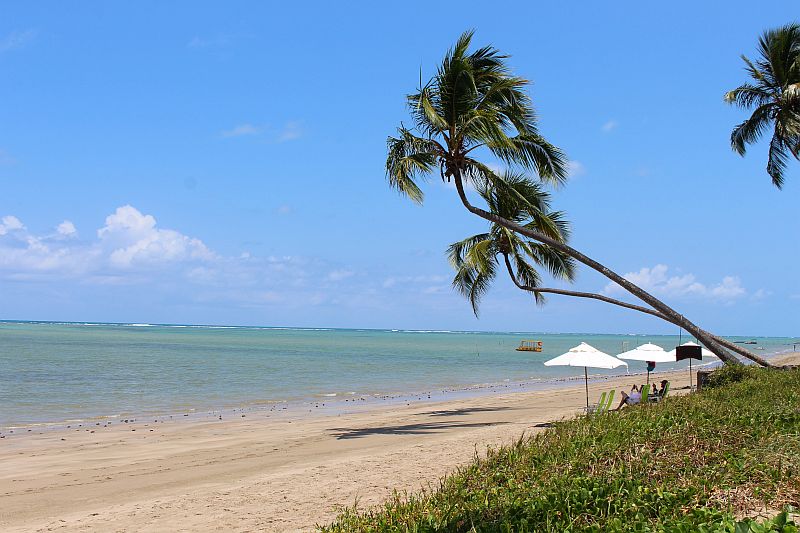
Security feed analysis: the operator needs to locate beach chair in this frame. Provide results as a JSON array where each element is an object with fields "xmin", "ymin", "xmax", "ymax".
[
  {"xmin": 585, "ymin": 391, "xmax": 607, "ymax": 415},
  {"xmin": 590, "ymin": 390, "xmax": 616, "ymax": 415},
  {"xmin": 656, "ymin": 381, "xmax": 670, "ymax": 402},
  {"xmin": 601, "ymin": 389, "xmax": 615, "ymax": 413},
  {"xmin": 651, "ymin": 381, "xmax": 671, "ymax": 403},
  {"xmin": 641, "ymin": 384, "xmax": 650, "ymax": 404}
]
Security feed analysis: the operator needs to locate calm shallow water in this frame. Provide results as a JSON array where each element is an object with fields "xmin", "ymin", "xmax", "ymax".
[{"xmin": 0, "ymin": 321, "xmax": 793, "ymax": 428}]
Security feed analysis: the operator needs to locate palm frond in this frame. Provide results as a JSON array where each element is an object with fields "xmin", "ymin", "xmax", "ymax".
[
  {"xmin": 524, "ymin": 242, "xmax": 576, "ymax": 282},
  {"xmin": 447, "ymin": 233, "xmax": 491, "ymax": 269},
  {"xmin": 507, "ymin": 251, "xmax": 544, "ymax": 304},
  {"xmin": 766, "ymin": 131, "xmax": 789, "ymax": 189},
  {"xmin": 464, "ymin": 239, "xmax": 495, "ymax": 271},
  {"xmin": 488, "ymin": 132, "xmax": 569, "ymax": 185},
  {"xmin": 759, "ymin": 23, "xmax": 800, "ymax": 87},
  {"xmin": 385, "ymin": 129, "xmax": 443, "ymax": 203},
  {"xmin": 724, "ymin": 83, "xmax": 774, "ymax": 109},
  {"xmin": 447, "ymin": 165, "xmax": 574, "ymax": 313},
  {"xmin": 523, "ymin": 211, "xmax": 565, "ymax": 243},
  {"xmin": 730, "ymin": 103, "xmax": 774, "ymax": 156},
  {"xmin": 452, "ymin": 29, "xmax": 475, "ymax": 61},
  {"xmin": 466, "ymin": 268, "xmax": 495, "ymax": 317},
  {"xmin": 474, "ymin": 170, "xmax": 557, "ymax": 228},
  {"xmin": 449, "ymin": 235, "xmax": 497, "ymax": 317},
  {"xmin": 727, "ymin": 23, "xmax": 800, "ymax": 186}
]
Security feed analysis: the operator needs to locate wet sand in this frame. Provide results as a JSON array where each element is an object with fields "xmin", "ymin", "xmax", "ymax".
[{"xmin": 1, "ymin": 354, "xmax": 796, "ymax": 532}]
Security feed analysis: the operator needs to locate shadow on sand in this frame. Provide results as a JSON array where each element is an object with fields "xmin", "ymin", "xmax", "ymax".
[
  {"xmin": 329, "ymin": 420, "xmax": 510, "ymax": 440},
  {"xmin": 421, "ymin": 406, "xmax": 514, "ymax": 417}
]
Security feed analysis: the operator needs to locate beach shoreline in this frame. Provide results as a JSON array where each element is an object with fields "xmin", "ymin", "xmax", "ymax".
[
  {"xmin": 3, "ymin": 321, "xmax": 793, "ymax": 432},
  {"xmin": 3, "ymin": 353, "xmax": 796, "ymax": 532},
  {"xmin": 1, "ymin": 355, "xmax": 726, "ymax": 435}
]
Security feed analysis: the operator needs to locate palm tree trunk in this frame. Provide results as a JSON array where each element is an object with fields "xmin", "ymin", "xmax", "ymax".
[
  {"xmin": 701, "ymin": 331, "xmax": 773, "ymax": 367},
  {"xmin": 499, "ymin": 254, "xmax": 772, "ymax": 366},
  {"xmin": 532, "ymin": 288, "xmax": 773, "ymax": 366},
  {"xmin": 454, "ymin": 171, "xmax": 742, "ymax": 364},
  {"xmin": 502, "ymin": 259, "xmax": 770, "ymax": 366}
]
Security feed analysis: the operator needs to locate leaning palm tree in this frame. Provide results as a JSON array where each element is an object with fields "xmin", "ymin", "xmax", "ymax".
[
  {"xmin": 449, "ymin": 172, "xmax": 772, "ymax": 366},
  {"xmin": 387, "ymin": 30, "xmax": 766, "ymax": 366},
  {"xmin": 448, "ymin": 172, "xmax": 575, "ymax": 315},
  {"xmin": 725, "ymin": 23, "xmax": 800, "ymax": 188}
]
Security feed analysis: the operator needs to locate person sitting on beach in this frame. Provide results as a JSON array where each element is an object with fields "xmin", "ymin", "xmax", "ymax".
[
  {"xmin": 612, "ymin": 384, "xmax": 641, "ymax": 411},
  {"xmin": 655, "ymin": 379, "xmax": 669, "ymax": 398}
]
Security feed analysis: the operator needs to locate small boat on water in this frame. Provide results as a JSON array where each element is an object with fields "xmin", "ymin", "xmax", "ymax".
[{"xmin": 516, "ymin": 340, "xmax": 543, "ymax": 352}]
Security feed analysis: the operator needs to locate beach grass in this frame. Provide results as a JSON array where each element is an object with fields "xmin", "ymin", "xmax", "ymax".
[{"xmin": 322, "ymin": 365, "xmax": 800, "ymax": 531}]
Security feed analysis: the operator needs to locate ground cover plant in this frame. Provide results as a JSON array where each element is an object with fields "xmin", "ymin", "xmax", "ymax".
[{"xmin": 323, "ymin": 367, "xmax": 800, "ymax": 532}]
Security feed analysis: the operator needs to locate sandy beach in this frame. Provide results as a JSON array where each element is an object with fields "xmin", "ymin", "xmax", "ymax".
[{"xmin": 1, "ymin": 356, "xmax": 796, "ymax": 532}]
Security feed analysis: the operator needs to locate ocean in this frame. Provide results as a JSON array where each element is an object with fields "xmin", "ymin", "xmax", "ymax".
[{"xmin": 0, "ymin": 321, "xmax": 794, "ymax": 429}]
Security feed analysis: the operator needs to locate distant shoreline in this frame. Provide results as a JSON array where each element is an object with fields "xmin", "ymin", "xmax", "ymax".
[{"xmin": 1, "ymin": 318, "xmax": 795, "ymax": 339}]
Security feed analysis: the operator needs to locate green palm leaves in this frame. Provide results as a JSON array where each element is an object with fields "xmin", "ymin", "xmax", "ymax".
[
  {"xmin": 726, "ymin": 23, "xmax": 800, "ymax": 188},
  {"xmin": 386, "ymin": 30, "xmax": 574, "ymax": 316},
  {"xmin": 386, "ymin": 30, "xmax": 568, "ymax": 204},
  {"xmin": 447, "ymin": 173, "xmax": 575, "ymax": 315}
]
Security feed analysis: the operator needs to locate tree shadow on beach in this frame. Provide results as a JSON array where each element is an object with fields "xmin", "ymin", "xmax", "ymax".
[
  {"xmin": 422, "ymin": 406, "xmax": 515, "ymax": 417},
  {"xmin": 328, "ymin": 420, "xmax": 510, "ymax": 440}
]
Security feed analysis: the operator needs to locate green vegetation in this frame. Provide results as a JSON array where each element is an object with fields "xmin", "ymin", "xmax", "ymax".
[
  {"xmin": 725, "ymin": 23, "xmax": 800, "ymax": 189},
  {"xmin": 448, "ymin": 172, "xmax": 575, "ymax": 315},
  {"xmin": 323, "ymin": 369, "xmax": 800, "ymax": 532}
]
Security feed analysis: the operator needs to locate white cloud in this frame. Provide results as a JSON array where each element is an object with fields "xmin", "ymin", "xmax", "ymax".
[
  {"xmin": 0, "ymin": 207, "xmax": 218, "ymax": 276},
  {"xmin": 258, "ymin": 291, "xmax": 284, "ymax": 303},
  {"xmin": 220, "ymin": 121, "xmax": 302, "ymax": 142},
  {"xmin": 603, "ymin": 264, "xmax": 747, "ymax": 302},
  {"xmin": 327, "ymin": 269, "xmax": 355, "ymax": 282},
  {"xmin": 0, "ymin": 29, "xmax": 37, "ymax": 53},
  {"xmin": 56, "ymin": 220, "xmax": 77, "ymax": 237},
  {"xmin": 422, "ymin": 285, "xmax": 447, "ymax": 295},
  {"xmin": 383, "ymin": 274, "xmax": 448, "ymax": 289},
  {"xmin": 601, "ymin": 120, "xmax": 618, "ymax": 133},
  {"xmin": 0, "ymin": 207, "xmax": 459, "ymax": 316},
  {"xmin": 751, "ymin": 288, "xmax": 770, "ymax": 301},
  {"xmin": 708, "ymin": 276, "xmax": 746, "ymax": 299},
  {"xmin": 187, "ymin": 34, "xmax": 232, "ymax": 49},
  {"xmin": 221, "ymin": 123, "xmax": 261, "ymax": 138},
  {"xmin": 0, "ymin": 215, "xmax": 25, "ymax": 235},
  {"xmin": 278, "ymin": 121, "xmax": 302, "ymax": 142},
  {"xmin": 0, "ymin": 234, "xmax": 97, "ymax": 275},
  {"xmin": 98, "ymin": 206, "xmax": 214, "ymax": 267},
  {"xmin": 567, "ymin": 161, "xmax": 586, "ymax": 178},
  {"xmin": 275, "ymin": 205, "xmax": 292, "ymax": 215}
]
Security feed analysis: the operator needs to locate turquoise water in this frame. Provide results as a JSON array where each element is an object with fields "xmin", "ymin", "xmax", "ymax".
[{"xmin": 0, "ymin": 321, "xmax": 794, "ymax": 428}]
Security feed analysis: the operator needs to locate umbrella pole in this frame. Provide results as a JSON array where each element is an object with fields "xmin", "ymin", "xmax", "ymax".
[
  {"xmin": 690, "ymin": 358, "xmax": 693, "ymax": 390},
  {"xmin": 584, "ymin": 367, "xmax": 589, "ymax": 409}
]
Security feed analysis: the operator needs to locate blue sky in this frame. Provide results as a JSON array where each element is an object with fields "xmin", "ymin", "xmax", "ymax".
[{"xmin": 0, "ymin": 1, "xmax": 797, "ymax": 335}]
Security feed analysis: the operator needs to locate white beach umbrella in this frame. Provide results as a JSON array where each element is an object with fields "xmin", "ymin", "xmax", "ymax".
[
  {"xmin": 617, "ymin": 343, "xmax": 673, "ymax": 384},
  {"xmin": 618, "ymin": 343, "xmax": 673, "ymax": 362},
  {"xmin": 544, "ymin": 342, "xmax": 628, "ymax": 408}
]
